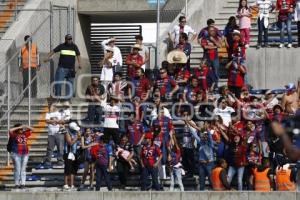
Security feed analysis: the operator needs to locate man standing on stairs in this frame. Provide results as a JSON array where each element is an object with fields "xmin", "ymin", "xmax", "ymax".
[
  {"xmin": 200, "ymin": 26, "xmax": 222, "ymax": 88},
  {"xmin": 43, "ymin": 103, "xmax": 66, "ymax": 168},
  {"xmin": 101, "ymin": 37, "xmax": 123, "ymax": 72},
  {"xmin": 44, "ymin": 34, "xmax": 81, "ymax": 98},
  {"xmin": 18, "ymin": 35, "xmax": 40, "ymax": 98},
  {"xmin": 168, "ymin": 16, "xmax": 197, "ymax": 49}
]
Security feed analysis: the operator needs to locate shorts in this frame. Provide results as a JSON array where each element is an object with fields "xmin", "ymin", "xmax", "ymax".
[{"xmin": 64, "ymin": 153, "xmax": 78, "ymax": 175}]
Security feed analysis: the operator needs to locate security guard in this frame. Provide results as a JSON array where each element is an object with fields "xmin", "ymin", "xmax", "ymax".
[
  {"xmin": 211, "ymin": 159, "xmax": 231, "ymax": 191},
  {"xmin": 276, "ymin": 164, "xmax": 296, "ymax": 191},
  {"xmin": 19, "ymin": 35, "xmax": 39, "ymax": 97},
  {"xmin": 44, "ymin": 34, "xmax": 81, "ymax": 98}
]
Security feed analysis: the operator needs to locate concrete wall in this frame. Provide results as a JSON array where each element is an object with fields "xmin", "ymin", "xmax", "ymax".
[
  {"xmin": 0, "ymin": 191, "xmax": 298, "ymax": 200},
  {"xmin": 247, "ymin": 48, "xmax": 300, "ymax": 89},
  {"xmin": 0, "ymin": 0, "xmax": 90, "ymax": 99}
]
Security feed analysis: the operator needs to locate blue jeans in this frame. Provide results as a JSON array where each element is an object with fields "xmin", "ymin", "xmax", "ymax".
[
  {"xmin": 198, "ymin": 161, "xmax": 214, "ymax": 190},
  {"xmin": 141, "ymin": 166, "xmax": 160, "ymax": 191},
  {"xmin": 227, "ymin": 166, "xmax": 245, "ymax": 191},
  {"xmin": 257, "ymin": 17, "xmax": 269, "ymax": 45},
  {"xmin": 170, "ymin": 167, "xmax": 184, "ymax": 191},
  {"xmin": 12, "ymin": 153, "xmax": 29, "ymax": 186},
  {"xmin": 95, "ymin": 163, "xmax": 112, "ymax": 191},
  {"xmin": 280, "ymin": 13, "xmax": 293, "ymax": 44},
  {"xmin": 205, "ymin": 55, "xmax": 219, "ymax": 84},
  {"xmin": 54, "ymin": 67, "xmax": 74, "ymax": 98}
]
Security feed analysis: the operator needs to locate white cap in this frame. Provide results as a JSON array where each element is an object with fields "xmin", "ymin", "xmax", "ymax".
[{"xmin": 69, "ymin": 122, "xmax": 80, "ymax": 131}]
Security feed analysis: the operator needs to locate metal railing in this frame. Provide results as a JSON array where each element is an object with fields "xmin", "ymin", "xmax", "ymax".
[{"xmin": 0, "ymin": 2, "xmax": 76, "ymax": 166}]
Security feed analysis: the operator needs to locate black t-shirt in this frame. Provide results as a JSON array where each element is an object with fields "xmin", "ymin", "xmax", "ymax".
[{"xmin": 53, "ymin": 43, "xmax": 80, "ymax": 69}]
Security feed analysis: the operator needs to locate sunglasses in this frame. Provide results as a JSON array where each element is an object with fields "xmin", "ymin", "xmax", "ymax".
[
  {"xmin": 160, "ymin": 71, "xmax": 166, "ymax": 74},
  {"xmin": 180, "ymin": 21, "xmax": 187, "ymax": 23}
]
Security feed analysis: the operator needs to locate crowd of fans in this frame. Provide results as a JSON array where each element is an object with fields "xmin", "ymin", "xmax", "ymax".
[{"xmin": 8, "ymin": 0, "xmax": 300, "ymax": 192}]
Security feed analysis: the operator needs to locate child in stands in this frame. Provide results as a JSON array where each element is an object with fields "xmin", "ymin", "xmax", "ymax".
[{"xmin": 237, "ymin": 0, "xmax": 252, "ymax": 48}]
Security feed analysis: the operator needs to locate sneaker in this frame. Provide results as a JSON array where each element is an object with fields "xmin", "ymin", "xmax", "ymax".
[
  {"xmin": 287, "ymin": 43, "xmax": 292, "ymax": 48},
  {"xmin": 129, "ymin": 167, "xmax": 135, "ymax": 172},
  {"xmin": 20, "ymin": 185, "xmax": 25, "ymax": 189},
  {"xmin": 256, "ymin": 44, "xmax": 261, "ymax": 49},
  {"xmin": 279, "ymin": 43, "xmax": 284, "ymax": 48},
  {"xmin": 63, "ymin": 185, "xmax": 70, "ymax": 190},
  {"xmin": 245, "ymin": 44, "xmax": 249, "ymax": 48},
  {"xmin": 70, "ymin": 185, "xmax": 76, "ymax": 191}
]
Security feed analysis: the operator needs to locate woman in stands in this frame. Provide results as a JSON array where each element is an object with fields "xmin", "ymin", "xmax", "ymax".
[
  {"xmin": 79, "ymin": 128, "xmax": 98, "ymax": 190},
  {"xmin": 237, "ymin": 0, "xmax": 252, "ymax": 48},
  {"xmin": 9, "ymin": 124, "xmax": 33, "ymax": 189},
  {"xmin": 224, "ymin": 16, "xmax": 239, "ymax": 60}
]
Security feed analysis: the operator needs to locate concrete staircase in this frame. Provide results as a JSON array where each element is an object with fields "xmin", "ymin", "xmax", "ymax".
[{"xmin": 0, "ymin": 0, "xmax": 27, "ymax": 39}]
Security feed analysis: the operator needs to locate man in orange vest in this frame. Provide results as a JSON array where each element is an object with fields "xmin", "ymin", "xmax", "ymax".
[
  {"xmin": 18, "ymin": 35, "xmax": 39, "ymax": 97},
  {"xmin": 253, "ymin": 162, "xmax": 273, "ymax": 191},
  {"xmin": 211, "ymin": 159, "xmax": 232, "ymax": 191},
  {"xmin": 276, "ymin": 164, "xmax": 296, "ymax": 191}
]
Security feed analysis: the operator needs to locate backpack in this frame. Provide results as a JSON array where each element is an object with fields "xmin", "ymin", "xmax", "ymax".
[{"xmin": 7, "ymin": 136, "xmax": 14, "ymax": 153}]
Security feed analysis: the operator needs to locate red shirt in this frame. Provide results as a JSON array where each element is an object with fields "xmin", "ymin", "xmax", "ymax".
[
  {"xmin": 141, "ymin": 144, "xmax": 162, "ymax": 167},
  {"xmin": 194, "ymin": 66, "xmax": 212, "ymax": 90},
  {"xmin": 132, "ymin": 77, "xmax": 151, "ymax": 100},
  {"xmin": 10, "ymin": 130, "xmax": 31, "ymax": 155},
  {"xmin": 175, "ymin": 68, "xmax": 190, "ymax": 85},
  {"xmin": 155, "ymin": 76, "xmax": 177, "ymax": 96},
  {"xmin": 127, "ymin": 122, "xmax": 144, "ymax": 146},
  {"xmin": 126, "ymin": 53, "xmax": 144, "ymax": 79},
  {"xmin": 201, "ymin": 37, "xmax": 220, "ymax": 60},
  {"xmin": 276, "ymin": 0, "xmax": 295, "ymax": 14},
  {"xmin": 227, "ymin": 63, "xmax": 246, "ymax": 87},
  {"xmin": 232, "ymin": 40, "xmax": 246, "ymax": 59}
]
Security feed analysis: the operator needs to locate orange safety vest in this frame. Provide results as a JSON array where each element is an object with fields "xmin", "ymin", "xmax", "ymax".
[
  {"xmin": 276, "ymin": 168, "xmax": 296, "ymax": 191},
  {"xmin": 254, "ymin": 168, "xmax": 271, "ymax": 191},
  {"xmin": 21, "ymin": 43, "xmax": 38, "ymax": 69},
  {"xmin": 211, "ymin": 167, "xmax": 226, "ymax": 191}
]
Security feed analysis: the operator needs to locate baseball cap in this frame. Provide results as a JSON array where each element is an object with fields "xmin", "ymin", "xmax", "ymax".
[
  {"xmin": 285, "ymin": 83, "xmax": 296, "ymax": 90},
  {"xmin": 65, "ymin": 34, "xmax": 72, "ymax": 40}
]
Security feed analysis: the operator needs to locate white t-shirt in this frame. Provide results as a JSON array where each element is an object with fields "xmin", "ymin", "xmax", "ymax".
[
  {"xmin": 139, "ymin": 45, "xmax": 149, "ymax": 70},
  {"xmin": 101, "ymin": 39, "xmax": 123, "ymax": 66},
  {"xmin": 101, "ymin": 102, "xmax": 120, "ymax": 128},
  {"xmin": 169, "ymin": 24, "xmax": 196, "ymax": 46},
  {"xmin": 100, "ymin": 64, "xmax": 114, "ymax": 82},
  {"xmin": 213, "ymin": 106, "xmax": 235, "ymax": 127},
  {"xmin": 263, "ymin": 97, "xmax": 279, "ymax": 110},
  {"xmin": 150, "ymin": 107, "xmax": 172, "ymax": 121},
  {"xmin": 45, "ymin": 111, "xmax": 61, "ymax": 135}
]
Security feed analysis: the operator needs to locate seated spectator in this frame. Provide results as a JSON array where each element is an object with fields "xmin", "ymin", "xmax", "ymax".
[
  {"xmin": 129, "ymin": 68, "xmax": 151, "ymax": 102},
  {"xmin": 101, "ymin": 37, "xmax": 122, "ymax": 68},
  {"xmin": 168, "ymin": 16, "xmax": 197, "ymax": 48},
  {"xmin": 200, "ymin": 26, "xmax": 222, "ymax": 85},
  {"xmin": 85, "ymin": 77, "xmax": 105, "ymax": 125},
  {"xmin": 237, "ymin": 0, "xmax": 252, "ymax": 48},
  {"xmin": 126, "ymin": 44, "xmax": 144, "ymax": 80},
  {"xmin": 135, "ymin": 35, "xmax": 150, "ymax": 71},
  {"xmin": 225, "ymin": 57, "xmax": 247, "ymax": 98},
  {"xmin": 281, "ymin": 83, "xmax": 299, "ymax": 114},
  {"xmin": 276, "ymin": 0, "xmax": 295, "ymax": 48},
  {"xmin": 9, "ymin": 124, "xmax": 33, "ymax": 189},
  {"xmin": 154, "ymin": 67, "xmax": 179, "ymax": 102},
  {"xmin": 252, "ymin": 161, "xmax": 272, "ymax": 191},
  {"xmin": 175, "ymin": 32, "xmax": 192, "ymax": 70}
]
